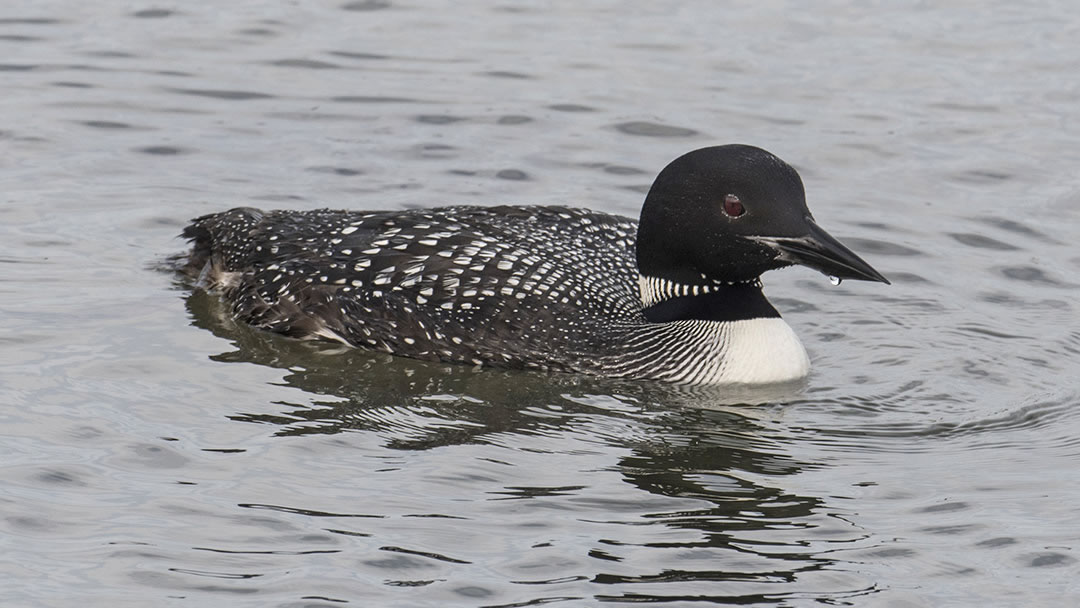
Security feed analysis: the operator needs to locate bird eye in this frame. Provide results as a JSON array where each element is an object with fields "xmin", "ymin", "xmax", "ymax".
[{"xmin": 723, "ymin": 194, "xmax": 745, "ymax": 218}]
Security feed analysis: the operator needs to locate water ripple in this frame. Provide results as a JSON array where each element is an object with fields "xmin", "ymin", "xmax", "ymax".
[
  {"xmin": 267, "ymin": 58, "xmax": 342, "ymax": 70},
  {"xmin": 790, "ymin": 392, "xmax": 1078, "ymax": 453},
  {"xmin": 613, "ymin": 121, "xmax": 699, "ymax": 138},
  {"xmin": 168, "ymin": 87, "xmax": 275, "ymax": 100},
  {"xmin": 131, "ymin": 9, "xmax": 174, "ymax": 18},
  {"xmin": 948, "ymin": 232, "xmax": 1020, "ymax": 251}
]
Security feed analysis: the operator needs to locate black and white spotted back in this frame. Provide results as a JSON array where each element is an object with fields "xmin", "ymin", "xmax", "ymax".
[{"xmin": 183, "ymin": 205, "xmax": 644, "ymax": 373}]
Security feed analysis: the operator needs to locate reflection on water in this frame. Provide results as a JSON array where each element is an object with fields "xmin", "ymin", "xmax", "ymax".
[
  {"xmin": 184, "ymin": 287, "xmax": 808, "ymax": 442},
  {"xmin": 181, "ymin": 287, "xmax": 883, "ymax": 603}
]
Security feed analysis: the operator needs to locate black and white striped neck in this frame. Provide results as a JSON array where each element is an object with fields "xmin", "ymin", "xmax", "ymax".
[{"xmin": 637, "ymin": 275, "xmax": 779, "ymax": 323}]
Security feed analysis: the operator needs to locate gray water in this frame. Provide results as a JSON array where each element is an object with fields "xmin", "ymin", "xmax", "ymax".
[{"xmin": 3, "ymin": 2, "xmax": 1079, "ymax": 606}]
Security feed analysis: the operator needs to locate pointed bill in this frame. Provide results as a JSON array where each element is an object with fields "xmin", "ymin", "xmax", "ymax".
[{"xmin": 753, "ymin": 220, "xmax": 890, "ymax": 284}]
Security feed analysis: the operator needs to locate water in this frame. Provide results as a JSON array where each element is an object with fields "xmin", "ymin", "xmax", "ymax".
[{"xmin": 2, "ymin": 1, "xmax": 1079, "ymax": 606}]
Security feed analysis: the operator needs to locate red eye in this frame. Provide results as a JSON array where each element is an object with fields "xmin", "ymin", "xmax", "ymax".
[{"xmin": 723, "ymin": 194, "xmax": 745, "ymax": 218}]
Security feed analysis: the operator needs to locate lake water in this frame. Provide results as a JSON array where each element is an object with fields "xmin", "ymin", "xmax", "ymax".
[{"xmin": 2, "ymin": 1, "xmax": 1079, "ymax": 606}]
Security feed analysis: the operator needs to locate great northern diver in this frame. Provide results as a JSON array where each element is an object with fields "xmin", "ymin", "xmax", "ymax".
[{"xmin": 181, "ymin": 144, "xmax": 888, "ymax": 385}]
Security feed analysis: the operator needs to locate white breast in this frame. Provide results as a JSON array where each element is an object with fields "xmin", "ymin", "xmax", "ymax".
[{"xmin": 709, "ymin": 317, "xmax": 810, "ymax": 384}]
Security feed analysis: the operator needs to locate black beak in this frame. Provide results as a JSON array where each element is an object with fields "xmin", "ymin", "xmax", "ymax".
[{"xmin": 757, "ymin": 220, "xmax": 890, "ymax": 284}]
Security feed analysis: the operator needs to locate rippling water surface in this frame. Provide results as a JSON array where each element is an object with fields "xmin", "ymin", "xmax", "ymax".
[{"xmin": 3, "ymin": 2, "xmax": 1079, "ymax": 606}]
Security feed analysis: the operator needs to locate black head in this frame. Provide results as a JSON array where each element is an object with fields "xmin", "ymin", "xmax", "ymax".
[{"xmin": 636, "ymin": 144, "xmax": 888, "ymax": 286}]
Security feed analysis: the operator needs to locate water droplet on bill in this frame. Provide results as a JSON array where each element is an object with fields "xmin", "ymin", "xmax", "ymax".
[{"xmin": 829, "ymin": 275, "xmax": 842, "ymax": 286}]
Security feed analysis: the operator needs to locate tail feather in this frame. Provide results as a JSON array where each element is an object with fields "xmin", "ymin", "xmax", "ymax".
[
  {"xmin": 180, "ymin": 207, "xmax": 266, "ymax": 284},
  {"xmin": 179, "ymin": 207, "xmax": 351, "ymax": 341}
]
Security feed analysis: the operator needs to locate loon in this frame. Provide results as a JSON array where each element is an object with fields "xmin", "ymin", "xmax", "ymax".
[{"xmin": 181, "ymin": 144, "xmax": 888, "ymax": 385}]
